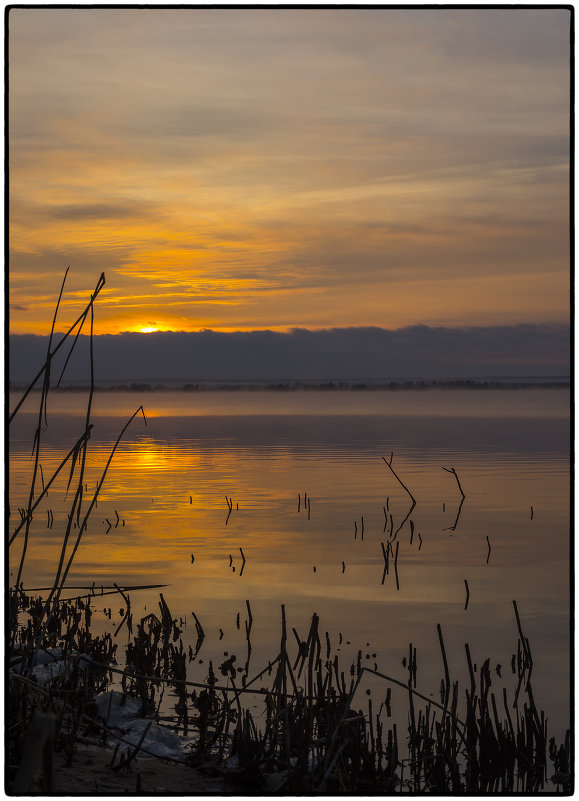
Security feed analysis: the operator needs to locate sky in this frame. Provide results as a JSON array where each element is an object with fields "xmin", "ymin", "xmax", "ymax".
[{"xmin": 8, "ymin": 7, "xmax": 570, "ymax": 337}]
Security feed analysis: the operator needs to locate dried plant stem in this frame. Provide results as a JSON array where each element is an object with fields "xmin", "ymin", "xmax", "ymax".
[
  {"xmin": 9, "ymin": 427, "xmax": 93, "ymax": 547},
  {"xmin": 9, "ymin": 273, "xmax": 105, "ymax": 423},
  {"xmin": 35, "ymin": 406, "xmax": 147, "ymax": 644}
]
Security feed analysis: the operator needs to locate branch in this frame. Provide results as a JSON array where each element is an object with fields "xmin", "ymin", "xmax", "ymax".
[
  {"xmin": 442, "ymin": 466, "xmax": 466, "ymax": 500},
  {"xmin": 382, "ymin": 453, "xmax": 416, "ymax": 505}
]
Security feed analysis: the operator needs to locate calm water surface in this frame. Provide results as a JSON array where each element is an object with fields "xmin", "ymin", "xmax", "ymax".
[{"xmin": 9, "ymin": 389, "xmax": 570, "ymax": 740}]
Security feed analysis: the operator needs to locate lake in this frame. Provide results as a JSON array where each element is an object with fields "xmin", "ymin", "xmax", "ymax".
[{"xmin": 8, "ymin": 387, "xmax": 571, "ymax": 742}]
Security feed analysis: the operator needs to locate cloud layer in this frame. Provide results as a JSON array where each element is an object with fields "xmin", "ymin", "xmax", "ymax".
[{"xmin": 9, "ymin": 324, "xmax": 570, "ymax": 384}]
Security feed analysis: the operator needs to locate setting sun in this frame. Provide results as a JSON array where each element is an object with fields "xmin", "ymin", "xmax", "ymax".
[{"xmin": 139, "ymin": 326, "xmax": 159, "ymax": 334}]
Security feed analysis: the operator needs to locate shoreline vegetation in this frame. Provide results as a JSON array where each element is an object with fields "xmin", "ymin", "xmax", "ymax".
[
  {"xmin": 8, "ymin": 273, "xmax": 572, "ymax": 794},
  {"xmin": 10, "ymin": 378, "xmax": 571, "ymax": 393},
  {"xmin": 9, "ymin": 590, "xmax": 573, "ymax": 794}
]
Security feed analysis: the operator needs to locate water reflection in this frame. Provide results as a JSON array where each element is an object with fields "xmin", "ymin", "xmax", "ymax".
[{"xmin": 8, "ymin": 389, "xmax": 570, "ymax": 740}]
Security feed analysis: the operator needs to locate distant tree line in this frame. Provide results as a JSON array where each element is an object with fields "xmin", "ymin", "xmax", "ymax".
[{"xmin": 12, "ymin": 379, "xmax": 570, "ymax": 393}]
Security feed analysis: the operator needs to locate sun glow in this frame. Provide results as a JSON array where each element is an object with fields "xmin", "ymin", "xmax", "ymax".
[{"xmin": 139, "ymin": 326, "xmax": 160, "ymax": 333}]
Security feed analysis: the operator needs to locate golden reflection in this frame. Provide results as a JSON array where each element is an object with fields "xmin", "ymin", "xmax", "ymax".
[
  {"xmin": 9, "ymin": 418, "xmax": 569, "ymax": 625},
  {"xmin": 127, "ymin": 441, "xmax": 179, "ymax": 471}
]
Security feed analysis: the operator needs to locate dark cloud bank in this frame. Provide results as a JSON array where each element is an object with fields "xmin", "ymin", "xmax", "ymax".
[{"xmin": 9, "ymin": 324, "xmax": 570, "ymax": 385}]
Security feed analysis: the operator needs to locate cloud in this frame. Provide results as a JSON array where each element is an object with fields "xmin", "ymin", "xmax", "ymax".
[
  {"xmin": 44, "ymin": 201, "xmax": 159, "ymax": 221},
  {"xmin": 8, "ymin": 324, "xmax": 570, "ymax": 384},
  {"xmin": 8, "ymin": 8, "xmax": 570, "ymax": 336}
]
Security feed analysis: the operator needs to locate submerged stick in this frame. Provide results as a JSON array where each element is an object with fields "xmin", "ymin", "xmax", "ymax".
[
  {"xmin": 512, "ymin": 600, "xmax": 532, "ymax": 669},
  {"xmin": 380, "ymin": 542, "xmax": 389, "ymax": 585},
  {"xmin": 192, "ymin": 611, "xmax": 205, "ymax": 640},
  {"xmin": 113, "ymin": 583, "xmax": 131, "ymax": 637},
  {"xmin": 442, "ymin": 467, "xmax": 466, "ymax": 532},
  {"xmin": 245, "ymin": 600, "xmax": 253, "ymax": 637},
  {"xmin": 464, "ymin": 579, "xmax": 470, "ymax": 611},
  {"xmin": 382, "ymin": 453, "xmax": 417, "ymax": 506},
  {"xmin": 442, "ymin": 466, "xmax": 466, "ymax": 499},
  {"xmin": 444, "ymin": 496, "xmax": 464, "ymax": 532},
  {"xmin": 381, "ymin": 541, "xmax": 388, "ymax": 563},
  {"xmin": 437, "ymin": 623, "xmax": 450, "ymax": 708},
  {"xmin": 53, "ymin": 584, "xmax": 168, "ymax": 603}
]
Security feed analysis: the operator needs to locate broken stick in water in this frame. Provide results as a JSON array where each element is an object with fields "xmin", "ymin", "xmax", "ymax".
[{"xmin": 382, "ymin": 453, "xmax": 417, "ymax": 506}]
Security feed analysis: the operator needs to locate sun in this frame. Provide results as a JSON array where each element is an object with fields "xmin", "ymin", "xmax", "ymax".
[{"xmin": 139, "ymin": 326, "xmax": 160, "ymax": 334}]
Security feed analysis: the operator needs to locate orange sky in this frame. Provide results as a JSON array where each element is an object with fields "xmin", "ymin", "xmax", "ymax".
[{"xmin": 8, "ymin": 8, "xmax": 570, "ymax": 335}]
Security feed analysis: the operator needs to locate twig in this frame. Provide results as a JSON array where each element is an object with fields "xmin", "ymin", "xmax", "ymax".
[
  {"xmin": 444, "ymin": 495, "xmax": 464, "ymax": 532},
  {"xmin": 382, "ymin": 453, "xmax": 416, "ymax": 505},
  {"xmin": 192, "ymin": 611, "xmax": 205, "ymax": 640},
  {"xmin": 245, "ymin": 600, "xmax": 253, "ymax": 638},
  {"xmin": 380, "ymin": 542, "xmax": 389, "ymax": 585},
  {"xmin": 442, "ymin": 467, "xmax": 466, "ymax": 499},
  {"xmin": 442, "ymin": 467, "xmax": 466, "ymax": 532}
]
